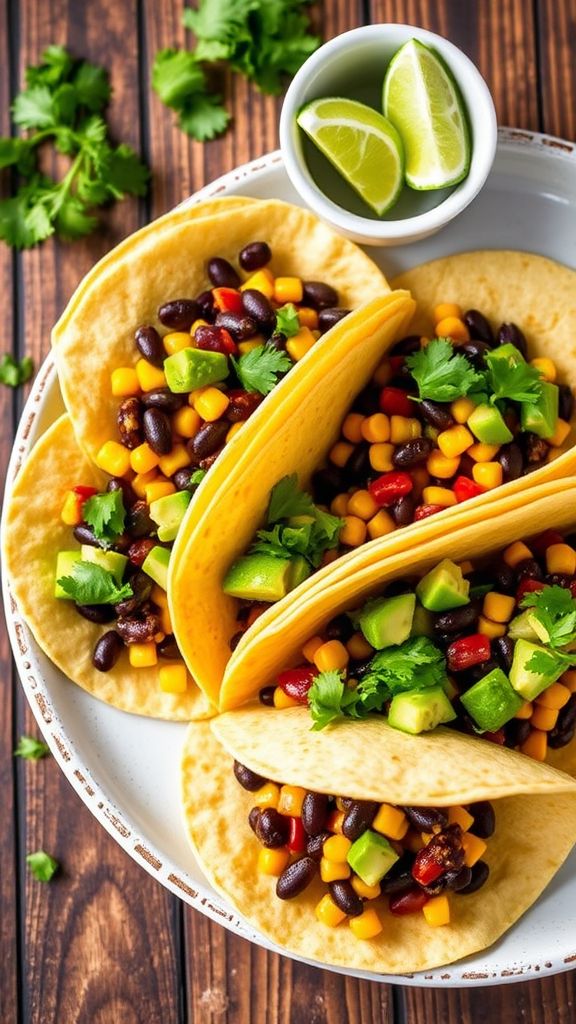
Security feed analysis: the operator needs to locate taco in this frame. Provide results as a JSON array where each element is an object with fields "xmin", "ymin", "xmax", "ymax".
[
  {"xmin": 2, "ymin": 414, "xmax": 212, "ymax": 719},
  {"xmin": 181, "ymin": 707, "xmax": 576, "ymax": 974},
  {"xmin": 171, "ymin": 251, "xmax": 576, "ymax": 706}
]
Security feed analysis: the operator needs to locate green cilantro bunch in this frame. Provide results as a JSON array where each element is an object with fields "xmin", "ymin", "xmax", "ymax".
[
  {"xmin": 406, "ymin": 338, "xmax": 544, "ymax": 408},
  {"xmin": 250, "ymin": 474, "xmax": 343, "ymax": 570}
]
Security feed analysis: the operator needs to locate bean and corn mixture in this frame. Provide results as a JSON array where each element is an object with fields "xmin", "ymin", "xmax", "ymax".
[
  {"xmin": 234, "ymin": 759, "xmax": 494, "ymax": 937},
  {"xmin": 258, "ymin": 531, "xmax": 576, "ymax": 764},
  {"xmin": 56, "ymin": 243, "xmax": 349, "ymax": 690}
]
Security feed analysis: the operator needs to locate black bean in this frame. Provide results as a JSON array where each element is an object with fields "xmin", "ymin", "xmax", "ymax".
[
  {"xmin": 114, "ymin": 571, "xmax": 152, "ymax": 616},
  {"xmin": 301, "ymin": 792, "xmax": 329, "ymax": 836},
  {"xmin": 233, "ymin": 760, "xmax": 267, "ymax": 792},
  {"xmin": 306, "ymin": 831, "xmax": 331, "ymax": 861},
  {"xmin": 259, "ymin": 686, "xmax": 276, "ymax": 707},
  {"xmin": 226, "ymin": 390, "xmax": 263, "ymax": 421},
  {"xmin": 420, "ymin": 400, "xmax": 454, "ymax": 431},
  {"xmin": 390, "ymin": 335, "xmax": 421, "ymax": 357},
  {"xmin": 559, "ymin": 384, "xmax": 574, "ymax": 423},
  {"xmin": 344, "ymin": 444, "xmax": 371, "ymax": 483},
  {"xmin": 352, "ymin": 384, "xmax": 380, "ymax": 416},
  {"xmin": 73, "ymin": 523, "xmax": 102, "ymax": 548},
  {"xmin": 498, "ymin": 442, "xmax": 524, "ymax": 482},
  {"xmin": 325, "ymin": 614, "xmax": 354, "ymax": 642},
  {"xmin": 492, "ymin": 635, "xmax": 515, "ymax": 673},
  {"xmin": 116, "ymin": 607, "xmax": 160, "ymax": 644},
  {"xmin": 546, "ymin": 573, "xmax": 573, "ymax": 588},
  {"xmin": 403, "ymin": 806, "xmax": 448, "ymax": 831},
  {"xmin": 158, "ymin": 637, "xmax": 181, "ymax": 659},
  {"xmin": 255, "ymin": 808, "xmax": 289, "ymax": 848},
  {"xmin": 239, "ymin": 241, "xmax": 271, "ymax": 271},
  {"xmin": 117, "ymin": 397, "xmax": 143, "ymax": 450},
  {"xmin": 215, "ymin": 311, "xmax": 258, "ymax": 340},
  {"xmin": 463, "ymin": 309, "xmax": 494, "ymax": 344},
  {"xmin": 392, "ymin": 495, "xmax": 415, "ymax": 527},
  {"xmin": 461, "ymin": 340, "xmax": 491, "ymax": 369},
  {"xmin": 342, "ymin": 800, "xmax": 378, "ymax": 840},
  {"xmin": 434, "ymin": 605, "xmax": 479, "ymax": 635},
  {"xmin": 93, "ymin": 631, "xmax": 123, "ymax": 672},
  {"xmin": 241, "ymin": 289, "xmax": 276, "ymax": 332},
  {"xmin": 548, "ymin": 724, "xmax": 576, "ymax": 749},
  {"xmin": 268, "ymin": 331, "xmax": 287, "ymax": 351},
  {"xmin": 172, "ymin": 468, "xmax": 200, "ymax": 491},
  {"xmin": 158, "ymin": 299, "xmax": 200, "ymax": 331},
  {"xmin": 393, "ymin": 437, "xmax": 434, "ymax": 468},
  {"xmin": 188, "ymin": 421, "xmax": 229, "ymax": 462},
  {"xmin": 441, "ymin": 865, "xmax": 473, "ymax": 893},
  {"xmin": 497, "ymin": 322, "xmax": 527, "ymax": 358},
  {"xmin": 379, "ymin": 852, "xmax": 416, "ymax": 894},
  {"xmin": 76, "ymin": 604, "xmax": 117, "ymax": 624},
  {"xmin": 141, "ymin": 388, "xmax": 185, "ymax": 413},
  {"xmin": 557, "ymin": 694, "xmax": 576, "ymax": 732},
  {"xmin": 329, "ymin": 880, "xmax": 364, "ymax": 917},
  {"xmin": 505, "ymin": 718, "xmax": 531, "ymax": 748},
  {"xmin": 515, "ymin": 558, "xmax": 543, "ymax": 584},
  {"xmin": 494, "ymin": 563, "xmax": 516, "ymax": 594},
  {"xmin": 522, "ymin": 432, "xmax": 549, "ymax": 466},
  {"xmin": 195, "ymin": 289, "xmax": 216, "ymax": 322},
  {"xmin": 311, "ymin": 466, "xmax": 347, "ymax": 505},
  {"xmin": 127, "ymin": 500, "xmax": 154, "ymax": 538},
  {"xmin": 135, "ymin": 325, "xmax": 164, "ymax": 367},
  {"xmin": 107, "ymin": 477, "xmax": 135, "ymax": 506},
  {"xmin": 468, "ymin": 801, "xmax": 495, "ymax": 838},
  {"xmin": 248, "ymin": 807, "xmax": 261, "ymax": 834},
  {"xmin": 458, "ymin": 860, "xmax": 490, "ymax": 895},
  {"xmin": 302, "ymin": 281, "xmax": 338, "ymax": 309},
  {"xmin": 143, "ymin": 407, "xmax": 172, "ymax": 456},
  {"xmin": 207, "ymin": 257, "xmax": 240, "ymax": 289},
  {"xmin": 276, "ymin": 857, "xmax": 317, "ymax": 900},
  {"xmin": 318, "ymin": 308, "xmax": 351, "ymax": 332}
]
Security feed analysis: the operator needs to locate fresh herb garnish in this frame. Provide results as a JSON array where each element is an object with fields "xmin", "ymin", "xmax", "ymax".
[
  {"xmin": 82, "ymin": 490, "xmax": 126, "ymax": 549},
  {"xmin": 189, "ymin": 468, "xmax": 207, "ymax": 488},
  {"xmin": 0, "ymin": 45, "xmax": 149, "ymax": 249},
  {"xmin": 484, "ymin": 348, "xmax": 543, "ymax": 406},
  {"xmin": 520, "ymin": 585, "xmax": 576, "ymax": 648},
  {"xmin": 57, "ymin": 561, "xmax": 132, "ymax": 605},
  {"xmin": 0, "ymin": 353, "xmax": 34, "ymax": 387},
  {"xmin": 308, "ymin": 671, "xmax": 361, "ymax": 731},
  {"xmin": 14, "ymin": 735, "xmax": 50, "ymax": 760},
  {"xmin": 266, "ymin": 474, "xmax": 315, "ymax": 522},
  {"xmin": 275, "ymin": 303, "xmax": 300, "ymax": 338},
  {"xmin": 251, "ymin": 474, "xmax": 343, "ymax": 568},
  {"xmin": 152, "ymin": 50, "xmax": 230, "ymax": 142},
  {"xmin": 26, "ymin": 850, "xmax": 59, "ymax": 882},
  {"xmin": 232, "ymin": 343, "xmax": 291, "ymax": 395},
  {"xmin": 406, "ymin": 338, "xmax": 484, "ymax": 402},
  {"xmin": 525, "ymin": 648, "xmax": 572, "ymax": 677}
]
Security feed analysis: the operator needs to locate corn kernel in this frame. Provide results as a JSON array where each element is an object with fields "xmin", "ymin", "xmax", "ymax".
[
  {"xmin": 194, "ymin": 387, "xmax": 230, "ymax": 422},
  {"xmin": 373, "ymin": 360, "xmax": 392, "ymax": 386},
  {"xmin": 422, "ymin": 895, "xmax": 450, "ymax": 927},
  {"xmin": 286, "ymin": 327, "xmax": 317, "ymax": 362},
  {"xmin": 273, "ymin": 687, "xmax": 299, "ymax": 709},
  {"xmin": 369, "ymin": 443, "xmax": 394, "ymax": 473},
  {"xmin": 472, "ymin": 462, "xmax": 503, "ymax": 489},
  {"xmin": 351, "ymin": 875, "xmax": 381, "ymax": 900},
  {"xmin": 258, "ymin": 847, "xmax": 289, "ymax": 876},
  {"xmin": 347, "ymin": 632, "xmax": 374, "ymax": 660},
  {"xmin": 128, "ymin": 642, "xmax": 158, "ymax": 668},
  {"xmin": 468, "ymin": 442, "xmax": 500, "ymax": 463},
  {"xmin": 326, "ymin": 809, "xmax": 345, "ymax": 834},
  {"xmin": 297, "ymin": 306, "xmax": 319, "ymax": 329},
  {"xmin": 277, "ymin": 785, "xmax": 306, "ymax": 817},
  {"xmin": 226, "ymin": 422, "xmax": 243, "ymax": 443},
  {"xmin": 372, "ymin": 804, "xmax": 409, "ymax": 841},
  {"xmin": 546, "ymin": 543, "xmax": 576, "ymax": 576},
  {"xmin": 342, "ymin": 413, "xmax": 365, "ymax": 443},
  {"xmin": 158, "ymin": 444, "xmax": 191, "ymax": 478},
  {"xmin": 132, "ymin": 469, "xmax": 157, "ymax": 498},
  {"xmin": 321, "ymin": 857, "xmax": 351, "ymax": 882},
  {"xmin": 521, "ymin": 728, "xmax": 548, "ymax": 761},
  {"xmin": 349, "ymin": 908, "xmax": 383, "ymax": 939},
  {"xmin": 503, "ymin": 541, "xmax": 533, "ymax": 567},
  {"xmin": 241, "ymin": 267, "xmax": 275, "ymax": 296},
  {"xmin": 111, "ymin": 367, "xmax": 140, "ymax": 397},
  {"xmin": 477, "ymin": 615, "xmax": 506, "ymax": 639},
  {"xmin": 483, "ymin": 592, "xmax": 516, "ymax": 623},
  {"xmin": 130, "ymin": 442, "xmax": 160, "ymax": 474},
  {"xmin": 323, "ymin": 835, "xmax": 352, "ymax": 863},
  {"xmin": 160, "ymin": 606, "xmax": 173, "ymax": 635},
  {"xmin": 426, "ymin": 450, "xmax": 460, "ymax": 479},
  {"xmin": 450, "ymin": 397, "xmax": 476, "ymax": 423},
  {"xmin": 144, "ymin": 478, "xmax": 175, "ymax": 505},
  {"xmin": 437, "ymin": 425, "xmax": 473, "ymax": 458},
  {"xmin": 60, "ymin": 490, "xmax": 83, "ymax": 526},
  {"xmin": 536, "ymin": 682, "xmax": 571, "ymax": 709},
  {"xmin": 367, "ymin": 509, "xmax": 396, "ymax": 540},
  {"xmin": 347, "ymin": 489, "xmax": 379, "ymax": 520},
  {"xmin": 163, "ymin": 331, "xmax": 192, "ymax": 356},
  {"xmin": 330, "ymin": 441, "xmax": 354, "ymax": 468},
  {"xmin": 274, "ymin": 276, "xmax": 303, "ymax": 304},
  {"xmin": 136, "ymin": 358, "xmax": 166, "ymax": 391},
  {"xmin": 447, "ymin": 805, "xmax": 474, "ymax": 832},
  {"xmin": 158, "ymin": 662, "xmax": 187, "ymax": 693},
  {"xmin": 330, "ymin": 493, "xmax": 349, "ymax": 517},
  {"xmin": 459, "ymin": 560, "xmax": 474, "ymax": 575},
  {"xmin": 340, "ymin": 515, "xmax": 367, "ymax": 547},
  {"xmin": 422, "ymin": 486, "xmax": 457, "ymax": 507},
  {"xmin": 151, "ymin": 585, "xmax": 168, "ymax": 609},
  {"xmin": 561, "ymin": 670, "xmax": 576, "ymax": 693},
  {"xmin": 238, "ymin": 339, "xmax": 264, "ymax": 356},
  {"xmin": 252, "ymin": 782, "xmax": 280, "ymax": 809},
  {"xmin": 315, "ymin": 893, "xmax": 347, "ymax": 927},
  {"xmin": 514, "ymin": 702, "xmax": 533, "ymax": 721},
  {"xmin": 531, "ymin": 704, "xmax": 559, "ymax": 731},
  {"xmin": 314, "ymin": 639, "xmax": 349, "ymax": 673},
  {"xmin": 548, "ymin": 418, "xmax": 571, "ymax": 448},
  {"xmin": 96, "ymin": 440, "xmax": 131, "ymax": 477},
  {"xmin": 361, "ymin": 413, "xmax": 390, "ymax": 443},
  {"xmin": 433, "ymin": 302, "xmax": 462, "ymax": 323},
  {"xmin": 302, "ymin": 636, "xmax": 323, "ymax": 664},
  {"xmin": 435, "ymin": 317, "xmax": 470, "ymax": 343},
  {"xmin": 531, "ymin": 357, "xmax": 557, "ymax": 382},
  {"xmin": 390, "ymin": 416, "xmax": 421, "ymax": 443},
  {"xmin": 461, "ymin": 832, "xmax": 487, "ymax": 867},
  {"xmin": 172, "ymin": 406, "xmax": 201, "ymax": 439}
]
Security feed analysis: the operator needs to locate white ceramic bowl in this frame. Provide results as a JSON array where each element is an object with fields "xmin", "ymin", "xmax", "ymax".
[{"xmin": 279, "ymin": 24, "xmax": 497, "ymax": 246}]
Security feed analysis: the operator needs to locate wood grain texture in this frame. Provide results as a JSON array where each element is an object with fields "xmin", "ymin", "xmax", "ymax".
[
  {"xmin": 404, "ymin": 972, "xmax": 576, "ymax": 1024},
  {"xmin": 537, "ymin": 0, "xmax": 576, "ymax": 140}
]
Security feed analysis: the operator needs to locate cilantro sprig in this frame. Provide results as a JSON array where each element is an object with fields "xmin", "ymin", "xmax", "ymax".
[
  {"xmin": 232, "ymin": 343, "xmax": 291, "ymax": 395},
  {"xmin": 0, "ymin": 45, "xmax": 149, "ymax": 249},
  {"xmin": 251, "ymin": 474, "xmax": 343, "ymax": 569},
  {"xmin": 14, "ymin": 735, "xmax": 50, "ymax": 760},
  {"xmin": 520, "ymin": 585, "xmax": 576, "ymax": 649},
  {"xmin": 0, "ymin": 354, "xmax": 34, "ymax": 387},
  {"xmin": 275, "ymin": 303, "xmax": 300, "ymax": 338},
  {"xmin": 82, "ymin": 490, "xmax": 126, "ymax": 549},
  {"xmin": 26, "ymin": 850, "xmax": 59, "ymax": 882},
  {"xmin": 57, "ymin": 561, "xmax": 132, "ymax": 606},
  {"xmin": 484, "ymin": 348, "xmax": 543, "ymax": 406},
  {"xmin": 406, "ymin": 338, "xmax": 484, "ymax": 402}
]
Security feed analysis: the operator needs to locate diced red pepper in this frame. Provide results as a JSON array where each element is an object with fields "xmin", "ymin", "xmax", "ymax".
[
  {"xmin": 389, "ymin": 886, "xmax": 430, "ymax": 916},
  {"xmin": 516, "ymin": 579, "xmax": 546, "ymax": 603},
  {"xmin": 73, "ymin": 485, "xmax": 98, "ymax": 500},
  {"xmin": 483, "ymin": 729, "xmax": 506, "ymax": 745},
  {"xmin": 412, "ymin": 845, "xmax": 445, "ymax": 886},
  {"xmin": 447, "ymin": 634, "xmax": 491, "ymax": 672},
  {"xmin": 195, "ymin": 324, "xmax": 237, "ymax": 355},
  {"xmin": 287, "ymin": 816, "xmax": 306, "ymax": 853},
  {"xmin": 531, "ymin": 530, "xmax": 566, "ymax": 558},
  {"xmin": 212, "ymin": 287, "xmax": 243, "ymax": 313},
  {"xmin": 414, "ymin": 503, "xmax": 445, "ymax": 521},
  {"xmin": 453, "ymin": 476, "xmax": 487, "ymax": 503},
  {"xmin": 369, "ymin": 471, "xmax": 413, "ymax": 507},
  {"xmin": 277, "ymin": 666, "xmax": 317, "ymax": 703},
  {"xmin": 379, "ymin": 386, "xmax": 414, "ymax": 417}
]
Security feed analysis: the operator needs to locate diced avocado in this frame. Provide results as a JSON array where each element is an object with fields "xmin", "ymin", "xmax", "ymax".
[
  {"xmin": 54, "ymin": 550, "xmax": 83, "ymax": 598},
  {"xmin": 508, "ymin": 610, "xmax": 540, "ymax": 642},
  {"xmin": 416, "ymin": 559, "xmax": 470, "ymax": 612},
  {"xmin": 142, "ymin": 545, "xmax": 171, "ymax": 590},
  {"xmin": 509, "ymin": 638, "xmax": 567, "ymax": 700},
  {"xmin": 287, "ymin": 556, "xmax": 312, "ymax": 591},
  {"xmin": 460, "ymin": 668, "xmax": 523, "ymax": 732},
  {"xmin": 80, "ymin": 545, "xmax": 127, "ymax": 584},
  {"xmin": 467, "ymin": 403, "xmax": 513, "ymax": 445},
  {"xmin": 222, "ymin": 553, "xmax": 294, "ymax": 603},
  {"xmin": 526, "ymin": 611, "xmax": 553, "ymax": 644},
  {"xmin": 346, "ymin": 830, "xmax": 399, "ymax": 887},
  {"xmin": 488, "ymin": 343, "xmax": 525, "ymax": 366},
  {"xmin": 288, "ymin": 514, "xmax": 316, "ymax": 527},
  {"xmin": 410, "ymin": 603, "xmax": 435, "ymax": 638},
  {"xmin": 358, "ymin": 593, "xmax": 416, "ymax": 650},
  {"xmin": 149, "ymin": 490, "xmax": 192, "ymax": 542},
  {"xmin": 520, "ymin": 382, "xmax": 559, "ymax": 440},
  {"xmin": 387, "ymin": 686, "xmax": 456, "ymax": 734},
  {"xmin": 164, "ymin": 348, "xmax": 229, "ymax": 393}
]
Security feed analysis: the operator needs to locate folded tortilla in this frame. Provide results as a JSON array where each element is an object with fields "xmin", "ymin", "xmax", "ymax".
[
  {"xmin": 2, "ymin": 415, "xmax": 212, "ymax": 720},
  {"xmin": 181, "ymin": 707, "xmax": 576, "ymax": 974}
]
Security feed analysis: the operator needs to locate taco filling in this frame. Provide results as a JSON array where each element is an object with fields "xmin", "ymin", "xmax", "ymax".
[{"xmin": 258, "ymin": 530, "xmax": 576, "ymax": 764}]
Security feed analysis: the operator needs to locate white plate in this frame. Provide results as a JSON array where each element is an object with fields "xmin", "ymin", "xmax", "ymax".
[{"xmin": 3, "ymin": 129, "xmax": 576, "ymax": 988}]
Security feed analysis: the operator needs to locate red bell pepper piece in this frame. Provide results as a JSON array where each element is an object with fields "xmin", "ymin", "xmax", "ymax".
[
  {"xmin": 530, "ymin": 530, "xmax": 566, "ymax": 558},
  {"xmin": 212, "ymin": 287, "xmax": 243, "ymax": 313},
  {"xmin": 412, "ymin": 846, "xmax": 445, "ymax": 886},
  {"xmin": 453, "ymin": 475, "xmax": 487, "ymax": 503},
  {"xmin": 73, "ymin": 485, "xmax": 98, "ymax": 500},
  {"xmin": 447, "ymin": 634, "xmax": 491, "ymax": 672},
  {"xmin": 369, "ymin": 471, "xmax": 413, "ymax": 507},
  {"xmin": 379, "ymin": 386, "xmax": 414, "ymax": 417},
  {"xmin": 414, "ymin": 503, "xmax": 445, "ymax": 521},
  {"xmin": 287, "ymin": 816, "xmax": 306, "ymax": 853},
  {"xmin": 483, "ymin": 729, "xmax": 506, "ymax": 745},
  {"xmin": 277, "ymin": 666, "xmax": 317, "ymax": 703},
  {"xmin": 389, "ymin": 886, "xmax": 430, "ymax": 916},
  {"xmin": 516, "ymin": 579, "xmax": 546, "ymax": 603},
  {"xmin": 195, "ymin": 324, "xmax": 237, "ymax": 355}
]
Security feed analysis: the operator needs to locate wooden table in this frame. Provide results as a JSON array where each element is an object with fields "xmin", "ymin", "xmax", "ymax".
[{"xmin": 1, "ymin": 0, "xmax": 575, "ymax": 1020}]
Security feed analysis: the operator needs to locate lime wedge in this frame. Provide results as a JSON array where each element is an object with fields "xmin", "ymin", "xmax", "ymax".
[
  {"xmin": 383, "ymin": 39, "xmax": 470, "ymax": 190},
  {"xmin": 297, "ymin": 97, "xmax": 404, "ymax": 216}
]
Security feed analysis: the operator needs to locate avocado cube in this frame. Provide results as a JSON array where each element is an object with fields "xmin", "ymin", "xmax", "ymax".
[
  {"xmin": 142, "ymin": 545, "xmax": 171, "ymax": 590},
  {"xmin": 410, "ymin": 603, "xmax": 435, "ymax": 638},
  {"xmin": 520, "ymin": 382, "xmax": 559, "ymax": 440},
  {"xmin": 222, "ymin": 553, "xmax": 294, "ymax": 603},
  {"xmin": 164, "ymin": 348, "xmax": 229, "ymax": 393},
  {"xmin": 149, "ymin": 490, "xmax": 192, "ymax": 542},
  {"xmin": 287, "ymin": 556, "xmax": 312, "ymax": 591},
  {"xmin": 347, "ymin": 830, "xmax": 399, "ymax": 887},
  {"xmin": 80, "ymin": 545, "xmax": 128, "ymax": 584},
  {"xmin": 507, "ymin": 609, "xmax": 540, "ymax": 642},
  {"xmin": 460, "ymin": 668, "xmax": 523, "ymax": 732},
  {"xmin": 358, "ymin": 593, "xmax": 416, "ymax": 650},
  {"xmin": 54, "ymin": 550, "xmax": 83, "ymax": 599},
  {"xmin": 416, "ymin": 559, "xmax": 470, "ymax": 612},
  {"xmin": 509, "ymin": 638, "xmax": 567, "ymax": 700},
  {"xmin": 467, "ymin": 403, "xmax": 513, "ymax": 445},
  {"xmin": 388, "ymin": 686, "xmax": 456, "ymax": 734}
]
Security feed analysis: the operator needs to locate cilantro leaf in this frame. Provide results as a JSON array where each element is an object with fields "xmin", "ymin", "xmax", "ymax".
[
  {"xmin": 231, "ymin": 343, "xmax": 291, "ymax": 395},
  {"xmin": 525, "ymin": 649, "xmax": 572, "ymax": 677},
  {"xmin": 178, "ymin": 93, "xmax": 231, "ymax": 142},
  {"xmin": 12, "ymin": 85, "xmax": 56, "ymax": 129},
  {"xmin": 82, "ymin": 490, "xmax": 126, "ymax": 548},
  {"xmin": 104, "ymin": 144, "xmax": 154, "ymax": 198},
  {"xmin": 275, "ymin": 303, "xmax": 300, "ymax": 338},
  {"xmin": 485, "ymin": 348, "xmax": 543, "ymax": 405},
  {"xmin": 360, "ymin": 637, "xmax": 447, "ymax": 698},
  {"xmin": 252, "ymin": 474, "xmax": 342, "ymax": 567},
  {"xmin": 57, "ymin": 561, "xmax": 132, "ymax": 605},
  {"xmin": 14, "ymin": 735, "xmax": 50, "ymax": 760},
  {"xmin": 26, "ymin": 850, "xmax": 59, "ymax": 882},
  {"xmin": 406, "ymin": 338, "xmax": 485, "ymax": 402},
  {"xmin": 267, "ymin": 475, "xmax": 316, "ymax": 522},
  {"xmin": 152, "ymin": 49, "xmax": 206, "ymax": 108},
  {"xmin": 25, "ymin": 45, "xmax": 74, "ymax": 88},
  {"xmin": 308, "ymin": 671, "xmax": 362, "ymax": 730},
  {"xmin": 0, "ymin": 353, "xmax": 34, "ymax": 387},
  {"xmin": 54, "ymin": 195, "xmax": 98, "ymax": 239},
  {"xmin": 73, "ymin": 61, "xmax": 111, "ymax": 111},
  {"xmin": 520, "ymin": 585, "xmax": 576, "ymax": 649}
]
